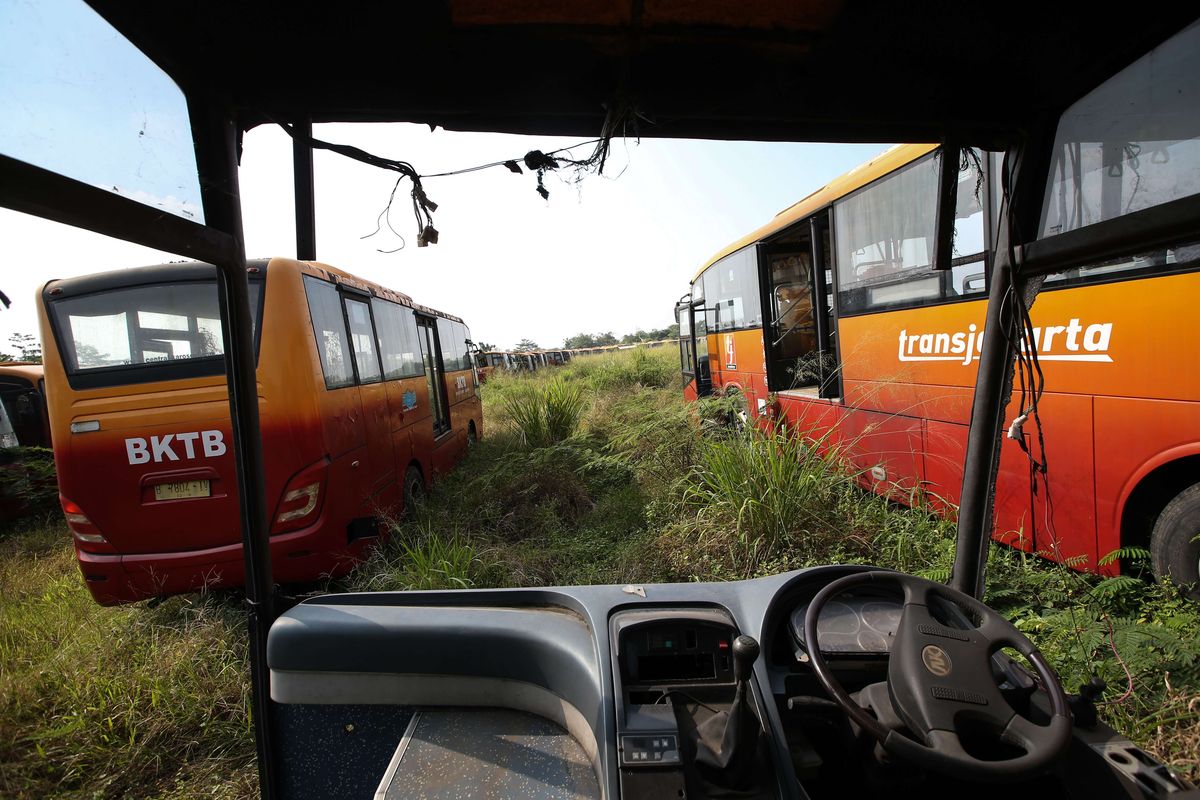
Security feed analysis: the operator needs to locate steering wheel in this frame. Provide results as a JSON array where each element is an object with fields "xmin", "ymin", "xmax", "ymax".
[{"xmin": 803, "ymin": 571, "xmax": 1072, "ymax": 781}]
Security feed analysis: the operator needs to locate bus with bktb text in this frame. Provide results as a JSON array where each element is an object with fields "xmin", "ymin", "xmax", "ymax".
[
  {"xmin": 678, "ymin": 143, "xmax": 1200, "ymax": 589},
  {"xmin": 38, "ymin": 257, "xmax": 482, "ymax": 605}
]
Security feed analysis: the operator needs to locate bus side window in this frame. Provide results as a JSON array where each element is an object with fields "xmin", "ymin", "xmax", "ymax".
[
  {"xmin": 302, "ymin": 275, "xmax": 356, "ymax": 389},
  {"xmin": 1040, "ymin": 20, "xmax": 1200, "ymax": 239},
  {"xmin": 371, "ymin": 299, "xmax": 425, "ymax": 380},
  {"xmin": 343, "ymin": 297, "xmax": 381, "ymax": 383},
  {"xmin": 833, "ymin": 150, "xmax": 987, "ymax": 315},
  {"xmin": 437, "ymin": 318, "xmax": 461, "ymax": 372}
]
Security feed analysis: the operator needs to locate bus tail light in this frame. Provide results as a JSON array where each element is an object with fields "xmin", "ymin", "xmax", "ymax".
[
  {"xmin": 272, "ymin": 460, "xmax": 328, "ymax": 534},
  {"xmin": 61, "ymin": 496, "xmax": 107, "ymax": 544}
]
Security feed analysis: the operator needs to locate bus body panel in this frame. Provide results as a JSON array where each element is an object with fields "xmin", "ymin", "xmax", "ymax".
[
  {"xmin": 835, "ymin": 272, "xmax": 1200, "ymax": 405},
  {"xmin": 56, "ymin": 389, "xmax": 251, "ymax": 554},
  {"xmin": 697, "ymin": 256, "xmax": 1199, "ymax": 577},
  {"xmin": 706, "ymin": 328, "xmax": 769, "ymax": 402},
  {"xmin": 840, "ymin": 407, "xmax": 925, "ymax": 500},
  {"xmin": 383, "ymin": 374, "xmax": 433, "ymax": 480},
  {"xmin": 1095, "ymin": 397, "xmax": 1200, "ymax": 557},
  {"xmin": 359, "ymin": 380, "xmax": 398, "ymax": 497}
]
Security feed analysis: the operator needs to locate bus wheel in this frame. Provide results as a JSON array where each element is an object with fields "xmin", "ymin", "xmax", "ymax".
[
  {"xmin": 467, "ymin": 421, "xmax": 478, "ymax": 447},
  {"xmin": 1150, "ymin": 483, "xmax": 1200, "ymax": 599},
  {"xmin": 403, "ymin": 466, "xmax": 425, "ymax": 517}
]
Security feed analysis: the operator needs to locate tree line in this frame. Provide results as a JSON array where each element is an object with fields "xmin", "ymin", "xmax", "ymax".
[{"xmin": 561, "ymin": 325, "xmax": 678, "ymax": 350}]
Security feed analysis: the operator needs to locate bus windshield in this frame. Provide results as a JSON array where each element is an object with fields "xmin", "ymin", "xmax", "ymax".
[{"xmin": 48, "ymin": 275, "xmax": 263, "ymax": 386}]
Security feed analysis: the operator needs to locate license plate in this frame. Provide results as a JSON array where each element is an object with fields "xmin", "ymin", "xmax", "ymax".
[{"xmin": 154, "ymin": 479, "xmax": 211, "ymax": 501}]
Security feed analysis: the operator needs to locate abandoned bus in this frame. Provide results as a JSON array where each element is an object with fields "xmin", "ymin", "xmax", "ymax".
[
  {"xmin": 678, "ymin": 143, "xmax": 1200, "ymax": 586},
  {"xmin": 37, "ymin": 257, "xmax": 483, "ymax": 605}
]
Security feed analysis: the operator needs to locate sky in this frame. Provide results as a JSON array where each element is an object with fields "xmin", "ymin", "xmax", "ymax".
[
  {"xmin": 1, "ymin": 124, "xmax": 890, "ymax": 352},
  {"xmin": 0, "ymin": 0, "xmax": 893, "ymax": 353}
]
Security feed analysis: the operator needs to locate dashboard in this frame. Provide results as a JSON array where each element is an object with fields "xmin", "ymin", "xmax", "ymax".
[
  {"xmin": 267, "ymin": 564, "xmax": 1106, "ymax": 800},
  {"xmin": 268, "ymin": 564, "xmax": 897, "ymax": 800}
]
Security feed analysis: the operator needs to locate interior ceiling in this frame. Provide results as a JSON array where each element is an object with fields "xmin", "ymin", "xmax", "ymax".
[{"xmin": 88, "ymin": 1, "xmax": 1194, "ymax": 145}]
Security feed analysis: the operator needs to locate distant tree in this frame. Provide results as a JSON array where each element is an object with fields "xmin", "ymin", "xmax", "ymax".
[
  {"xmin": 563, "ymin": 333, "xmax": 594, "ymax": 349},
  {"xmin": 5, "ymin": 333, "xmax": 41, "ymax": 363},
  {"xmin": 472, "ymin": 341, "xmax": 497, "ymax": 352},
  {"xmin": 74, "ymin": 343, "xmax": 108, "ymax": 368},
  {"xmin": 514, "ymin": 339, "xmax": 540, "ymax": 352},
  {"xmin": 566, "ymin": 327, "xmax": 681, "ymax": 348}
]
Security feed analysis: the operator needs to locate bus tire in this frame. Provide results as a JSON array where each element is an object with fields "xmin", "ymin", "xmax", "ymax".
[
  {"xmin": 467, "ymin": 421, "xmax": 478, "ymax": 446},
  {"xmin": 402, "ymin": 466, "xmax": 425, "ymax": 517},
  {"xmin": 1150, "ymin": 483, "xmax": 1200, "ymax": 599}
]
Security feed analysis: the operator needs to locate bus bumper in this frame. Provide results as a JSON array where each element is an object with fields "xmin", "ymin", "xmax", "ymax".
[{"xmin": 73, "ymin": 527, "xmax": 374, "ymax": 606}]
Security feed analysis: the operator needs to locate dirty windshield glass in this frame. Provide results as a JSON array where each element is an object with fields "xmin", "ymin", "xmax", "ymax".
[{"xmin": 0, "ymin": 0, "xmax": 204, "ymax": 222}]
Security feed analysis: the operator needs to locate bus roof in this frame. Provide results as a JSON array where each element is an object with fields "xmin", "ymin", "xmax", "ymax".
[
  {"xmin": 690, "ymin": 142, "xmax": 937, "ymax": 283},
  {"xmin": 40, "ymin": 257, "xmax": 466, "ymax": 326}
]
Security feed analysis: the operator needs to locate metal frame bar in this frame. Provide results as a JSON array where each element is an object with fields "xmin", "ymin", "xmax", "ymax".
[
  {"xmin": 949, "ymin": 139, "xmax": 1043, "ymax": 599},
  {"xmin": 808, "ymin": 213, "xmax": 839, "ymax": 399},
  {"xmin": 932, "ymin": 141, "xmax": 960, "ymax": 272},
  {"xmin": 293, "ymin": 118, "xmax": 317, "ymax": 261},
  {"xmin": 1018, "ymin": 193, "xmax": 1200, "ymax": 277},
  {"xmin": 0, "ymin": 154, "xmax": 236, "ymax": 265},
  {"xmin": 187, "ymin": 98, "xmax": 279, "ymax": 799}
]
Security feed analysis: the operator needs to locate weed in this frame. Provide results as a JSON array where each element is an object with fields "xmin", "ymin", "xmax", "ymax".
[
  {"xmin": 503, "ymin": 377, "xmax": 585, "ymax": 447},
  {"xmin": 0, "ymin": 518, "xmax": 254, "ymax": 798}
]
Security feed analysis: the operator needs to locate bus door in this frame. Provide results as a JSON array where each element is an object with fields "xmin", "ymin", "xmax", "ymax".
[
  {"xmin": 415, "ymin": 315, "xmax": 451, "ymax": 438},
  {"xmin": 763, "ymin": 213, "xmax": 840, "ymax": 397},
  {"xmin": 810, "ymin": 214, "xmax": 840, "ymax": 398},
  {"xmin": 675, "ymin": 298, "xmax": 711, "ymax": 396}
]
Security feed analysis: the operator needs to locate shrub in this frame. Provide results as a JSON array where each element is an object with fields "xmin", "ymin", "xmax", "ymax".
[
  {"xmin": 682, "ymin": 428, "xmax": 859, "ymax": 575},
  {"xmin": 503, "ymin": 377, "xmax": 585, "ymax": 447},
  {"xmin": 0, "ymin": 447, "xmax": 59, "ymax": 531}
]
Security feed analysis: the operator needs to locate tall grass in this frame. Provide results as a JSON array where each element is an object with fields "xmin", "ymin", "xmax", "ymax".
[
  {"xmin": 502, "ymin": 377, "xmax": 585, "ymax": 447},
  {"xmin": 684, "ymin": 428, "xmax": 859, "ymax": 574},
  {"xmin": 0, "ymin": 520, "xmax": 255, "ymax": 799}
]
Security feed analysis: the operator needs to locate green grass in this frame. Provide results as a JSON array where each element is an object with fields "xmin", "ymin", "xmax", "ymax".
[
  {"xmin": 0, "ymin": 519, "xmax": 256, "ymax": 799},
  {"xmin": 2, "ymin": 346, "xmax": 1197, "ymax": 796}
]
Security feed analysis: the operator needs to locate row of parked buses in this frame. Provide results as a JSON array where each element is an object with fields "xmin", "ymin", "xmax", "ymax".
[
  {"xmin": 35, "ymin": 257, "xmax": 484, "ymax": 605},
  {"xmin": 474, "ymin": 340, "xmax": 677, "ymax": 382},
  {"xmin": 678, "ymin": 142, "xmax": 1200, "ymax": 590},
  {"xmin": 473, "ymin": 348, "xmax": 572, "ymax": 382}
]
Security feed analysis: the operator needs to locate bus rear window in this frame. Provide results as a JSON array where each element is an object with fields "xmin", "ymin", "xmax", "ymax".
[{"xmin": 50, "ymin": 280, "xmax": 262, "ymax": 381}]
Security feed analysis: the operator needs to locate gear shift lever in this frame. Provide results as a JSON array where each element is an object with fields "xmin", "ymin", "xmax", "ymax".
[
  {"xmin": 733, "ymin": 634, "xmax": 760, "ymax": 684},
  {"xmin": 692, "ymin": 634, "xmax": 762, "ymax": 789}
]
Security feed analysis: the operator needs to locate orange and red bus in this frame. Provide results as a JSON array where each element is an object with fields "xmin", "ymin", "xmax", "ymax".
[
  {"xmin": 678, "ymin": 143, "xmax": 1200, "ymax": 585},
  {"xmin": 38, "ymin": 257, "xmax": 482, "ymax": 605}
]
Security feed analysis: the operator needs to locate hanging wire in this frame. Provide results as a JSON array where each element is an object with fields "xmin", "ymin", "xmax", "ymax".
[
  {"xmin": 998, "ymin": 147, "xmax": 1136, "ymax": 706},
  {"xmin": 274, "ymin": 109, "xmax": 634, "ymax": 250},
  {"xmin": 273, "ymin": 120, "xmax": 439, "ymax": 250}
]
